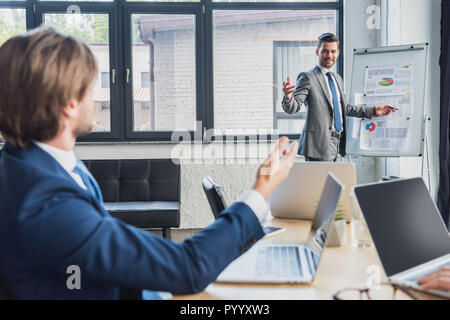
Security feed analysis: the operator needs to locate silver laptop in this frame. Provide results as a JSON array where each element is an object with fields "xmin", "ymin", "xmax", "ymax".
[
  {"xmin": 269, "ymin": 162, "xmax": 356, "ymax": 221},
  {"xmin": 354, "ymin": 177, "xmax": 450, "ymax": 298},
  {"xmin": 217, "ymin": 173, "xmax": 344, "ymax": 284}
]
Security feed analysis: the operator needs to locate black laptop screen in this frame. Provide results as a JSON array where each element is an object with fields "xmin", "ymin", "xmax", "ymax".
[{"xmin": 354, "ymin": 178, "xmax": 450, "ymax": 277}]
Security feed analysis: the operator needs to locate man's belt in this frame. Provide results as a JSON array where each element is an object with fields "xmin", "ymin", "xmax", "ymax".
[{"xmin": 331, "ymin": 130, "xmax": 343, "ymax": 139}]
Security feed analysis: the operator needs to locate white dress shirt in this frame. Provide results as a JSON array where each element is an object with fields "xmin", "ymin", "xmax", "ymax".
[
  {"xmin": 318, "ymin": 65, "xmax": 344, "ymax": 133},
  {"xmin": 238, "ymin": 189, "xmax": 271, "ymax": 224},
  {"xmin": 33, "ymin": 141, "xmax": 87, "ymax": 190}
]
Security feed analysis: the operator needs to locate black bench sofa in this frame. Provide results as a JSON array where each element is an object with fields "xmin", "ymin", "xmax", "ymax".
[{"xmin": 83, "ymin": 159, "xmax": 180, "ymax": 239}]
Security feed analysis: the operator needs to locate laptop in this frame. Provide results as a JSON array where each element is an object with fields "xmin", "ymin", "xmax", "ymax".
[
  {"xmin": 354, "ymin": 177, "xmax": 450, "ymax": 298},
  {"xmin": 217, "ymin": 173, "xmax": 344, "ymax": 283},
  {"xmin": 269, "ymin": 162, "xmax": 356, "ymax": 221}
]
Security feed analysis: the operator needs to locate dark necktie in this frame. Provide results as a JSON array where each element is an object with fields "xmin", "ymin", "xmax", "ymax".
[
  {"xmin": 326, "ymin": 71, "xmax": 343, "ymax": 133},
  {"xmin": 72, "ymin": 159, "xmax": 103, "ymax": 203}
]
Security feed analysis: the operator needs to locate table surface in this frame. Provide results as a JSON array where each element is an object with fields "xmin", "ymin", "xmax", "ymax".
[{"xmin": 173, "ymin": 219, "xmax": 443, "ymax": 300}]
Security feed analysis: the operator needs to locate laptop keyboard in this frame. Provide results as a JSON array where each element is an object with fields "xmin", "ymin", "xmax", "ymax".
[{"xmin": 255, "ymin": 246, "xmax": 304, "ymax": 278}]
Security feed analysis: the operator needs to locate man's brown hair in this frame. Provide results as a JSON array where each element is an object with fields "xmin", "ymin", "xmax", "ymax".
[
  {"xmin": 0, "ymin": 26, "xmax": 98, "ymax": 148},
  {"xmin": 317, "ymin": 32, "xmax": 340, "ymax": 49}
]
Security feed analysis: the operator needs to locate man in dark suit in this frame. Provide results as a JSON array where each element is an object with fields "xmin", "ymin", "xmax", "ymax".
[
  {"xmin": 0, "ymin": 27, "xmax": 298, "ymax": 299},
  {"xmin": 282, "ymin": 33, "xmax": 397, "ymax": 161}
]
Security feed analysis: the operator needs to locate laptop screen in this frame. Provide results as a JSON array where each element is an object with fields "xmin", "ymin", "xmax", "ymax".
[
  {"xmin": 304, "ymin": 173, "xmax": 344, "ymax": 275},
  {"xmin": 354, "ymin": 178, "xmax": 450, "ymax": 277}
]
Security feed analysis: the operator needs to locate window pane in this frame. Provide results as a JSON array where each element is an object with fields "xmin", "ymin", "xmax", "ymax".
[
  {"xmin": 132, "ymin": 14, "xmax": 196, "ymax": 132},
  {"xmin": 101, "ymin": 72, "xmax": 110, "ymax": 88},
  {"xmin": 213, "ymin": 0, "xmax": 336, "ymax": 2},
  {"xmin": 274, "ymin": 41, "xmax": 317, "ymax": 114},
  {"xmin": 277, "ymin": 118, "xmax": 305, "ymax": 134},
  {"xmin": 141, "ymin": 72, "xmax": 150, "ymax": 88},
  {"xmin": 38, "ymin": 0, "xmax": 113, "ymax": 2},
  {"xmin": 0, "ymin": 8, "xmax": 26, "ymax": 46},
  {"xmin": 128, "ymin": 0, "xmax": 199, "ymax": 2},
  {"xmin": 213, "ymin": 10, "xmax": 337, "ymax": 135},
  {"xmin": 44, "ymin": 13, "xmax": 111, "ymax": 133}
]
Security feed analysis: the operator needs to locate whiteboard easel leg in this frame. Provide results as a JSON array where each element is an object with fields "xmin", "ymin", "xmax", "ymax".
[{"xmin": 422, "ymin": 116, "xmax": 432, "ymax": 194}]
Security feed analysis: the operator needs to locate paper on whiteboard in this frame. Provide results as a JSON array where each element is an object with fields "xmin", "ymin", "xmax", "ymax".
[
  {"xmin": 364, "ymin": 64, "xmax": 414, "ymax": 96},
  {"xmin": 358, "ymin": 92, "xmax": 415, "ymax": 118},
  {"xmin": 360, "ymin": 118, "xmax": 410, "ymax": 150}
]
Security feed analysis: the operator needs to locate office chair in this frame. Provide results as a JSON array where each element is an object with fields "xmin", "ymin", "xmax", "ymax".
[
  {"xmin": 202, "ymin": 176, "xmax": 230, "ymax": 218},
  {"xmin": 202, "ymin": 176, "xmax": 283, "ymax": 237}
]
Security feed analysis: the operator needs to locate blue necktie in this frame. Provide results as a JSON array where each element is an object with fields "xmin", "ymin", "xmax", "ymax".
[
  {"xmin": 73, "ymin": 159, "xmax": 103, "ymax": 203},
  {"xmin": 326, "ymin": 72, "xmax": 343, "ymax": 133}
]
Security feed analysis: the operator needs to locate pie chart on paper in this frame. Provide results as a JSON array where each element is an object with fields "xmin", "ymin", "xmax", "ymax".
[
  {"xmin": 365, "ymin": 122, "xmax": 376, "ymax": 132},
  {"xmin": 379, "ymin": 77, "xmax": 394, "ymax": 86}
]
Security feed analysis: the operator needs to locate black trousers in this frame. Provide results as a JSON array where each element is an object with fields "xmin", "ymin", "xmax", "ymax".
[{"xmin": 305, "ymin": 156, "xmax": 338, "ymax": 162}]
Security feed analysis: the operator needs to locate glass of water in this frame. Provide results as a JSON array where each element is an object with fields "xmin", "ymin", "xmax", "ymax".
[{"xmin": 349, "ymin": 192, "xmax": 373, "ymax": 248}]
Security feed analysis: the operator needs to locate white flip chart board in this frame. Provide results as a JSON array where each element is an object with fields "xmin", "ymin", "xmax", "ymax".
[{"xmin": 346, "ymin": 43, "xmax": 429, "ymax": 157}]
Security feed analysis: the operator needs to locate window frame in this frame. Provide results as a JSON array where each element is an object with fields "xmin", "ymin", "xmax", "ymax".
[
  {"xmin": 272, "ymin": 40, "xmax": 318, "ymax": 132},
  {"xmin": 0, "ymin": 0, "xmax": 343, "ymax": 143},
  {"xmin": 34, "ymin": 1, "xmax": 121, "ymax": 141},
  {"xmin": 208, "ymin": 1, "xmax": 343, "ymax": 142},
  {"xmin": 123, "ymin": 2, "xmax": 203, "ymax": 141}
]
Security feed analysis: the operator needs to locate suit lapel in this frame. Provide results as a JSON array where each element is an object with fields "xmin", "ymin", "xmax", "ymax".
[{"xmin": 313, "ymin": 66, "xmax": 334, "ymax": 113}]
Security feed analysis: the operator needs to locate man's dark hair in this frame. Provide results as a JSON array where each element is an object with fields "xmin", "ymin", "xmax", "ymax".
[{"xmin": 317, "ymin": 32, "xmax": 340, "ymax": 49}]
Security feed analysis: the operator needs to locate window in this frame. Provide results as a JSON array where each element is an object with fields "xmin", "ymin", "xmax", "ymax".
[
  {"xmin": 273, "ymin": 41, "xmax": 318, "ymax": 134},
  {"xmin": 43, "ymin": 12, "xmax": 112, "ymax": 133},
  {"xmin": 101, "ymin": 72, "xmax": 110, "ymax": 89},
  {"xmin": 0, "ymin": 8, "xmax": 26, "ymax": 46},
  {"xmin": 213, "ymin": 9, "xmax": 337, "ymax": 136},
  {"xmin": 141, "ymin": 72, "xmax": 150, "ymax": 88},
  {"xmin": 130, "ymin": 14, "xmax": 197, "ymax": 133},
  {"xmin": 0, "ymin": 0, "xmax": 342, "ymax": 142}
]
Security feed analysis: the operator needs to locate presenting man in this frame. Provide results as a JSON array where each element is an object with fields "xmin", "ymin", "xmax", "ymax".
[
  {"xmin": 0, "ymin": 27, "xmax": 298, "ymax": 299},
  {"xmin": 282, "ymin": 33, "xmax": 396, "ymax": 161}
]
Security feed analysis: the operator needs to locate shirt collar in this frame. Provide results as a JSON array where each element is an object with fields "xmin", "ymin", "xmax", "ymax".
[
  {"xmin": 317, "ymin": 64, "xmax": 333, "ymax": 76},
  {"xmin": 33, "ymin": 141, "xmax": 77, "ymax": 173}
]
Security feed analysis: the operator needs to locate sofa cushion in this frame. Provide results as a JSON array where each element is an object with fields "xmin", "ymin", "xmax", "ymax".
[
  {"xmin": 104, "ymin": 201, "xmax": 180, "ymax": 229},
  {"xmin": 83, "ymin": 159, "xmax": 180, "ymax": 203}
]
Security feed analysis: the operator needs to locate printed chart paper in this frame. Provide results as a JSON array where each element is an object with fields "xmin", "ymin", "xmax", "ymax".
[
  {"xmin": 360, "ymin": 118, "xmax": 410, "ymax": 150},
  {"xmin": 364, "ymin": 64, "xmax": 414, "ymax": 96},
  {"xmin": 354, "ymin": 62, "xmax": 415, "ymax": 151}
]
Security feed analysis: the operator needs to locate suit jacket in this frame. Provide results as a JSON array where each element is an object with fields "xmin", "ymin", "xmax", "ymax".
[
  {"xmin": 0, "ymin": 143, "xmax": 264, "ymax": 299},
  {"xmin": 282, "ymin": 65, "xmax": 374, "ymax": 160}
]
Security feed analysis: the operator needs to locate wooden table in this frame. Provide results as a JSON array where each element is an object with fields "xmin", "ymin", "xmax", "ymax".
[{"xmin": 174, "ymin": 219, "xmax": 442, "ymax": 300}]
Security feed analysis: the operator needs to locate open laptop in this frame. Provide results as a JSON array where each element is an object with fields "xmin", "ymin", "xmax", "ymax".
[
  {"xmin": 354, "ymin": 177, "xmax": 450, "ymax": 298},
  {"xmin": 217, "ymin": 173, "xmax": 344, "ymax": 283},
  {"xmin": 269, "ymin": 162, "xmax": 356, "ymax": 221}
]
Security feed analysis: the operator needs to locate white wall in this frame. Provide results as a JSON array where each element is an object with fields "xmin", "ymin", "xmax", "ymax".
[
  {"xmin": 381, "ymin": 0, "xmax": 441, "ymax": 200},
  {"xmin": 343, "ymin": 0, "xmax": 379, "ymax": 185}
]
